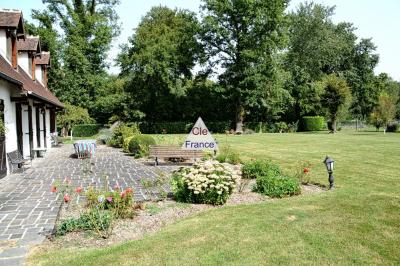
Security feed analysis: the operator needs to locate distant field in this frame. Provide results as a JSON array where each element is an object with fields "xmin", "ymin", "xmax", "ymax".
[{"xmin": 29, "ymin": 130, "xmax": 400, "ymax": 265}]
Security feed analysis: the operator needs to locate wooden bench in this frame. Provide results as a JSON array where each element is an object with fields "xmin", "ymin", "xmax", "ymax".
[
  {"xmin": 149, "ymin": 146, "xmax": 203, "ymax": 165},
  {"xmin": 7, "ymin": 150, "xmax": 31, "ymax": 173}
]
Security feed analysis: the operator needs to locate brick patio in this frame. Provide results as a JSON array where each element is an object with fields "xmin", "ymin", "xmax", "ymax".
[{"xmin": 0, "ymin": 144, "xmax": 177, "ymax": 265}]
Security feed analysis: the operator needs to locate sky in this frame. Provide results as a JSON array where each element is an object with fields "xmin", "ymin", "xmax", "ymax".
[{"xmin": 1, "ymin": 0, "xmax": 398, "ymax": 80}]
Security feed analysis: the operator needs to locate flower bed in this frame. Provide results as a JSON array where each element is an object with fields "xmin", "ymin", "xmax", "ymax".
[
  {"xmin": 171, "ymin": 160, "xmax": 241, "ymax": 205},
  {"xmin": 51, "ymin": 178, "xmax": 135, "ymax": 238}
]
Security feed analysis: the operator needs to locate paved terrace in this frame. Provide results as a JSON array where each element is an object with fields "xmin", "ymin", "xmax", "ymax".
[{"xmin": 0, "ymin": 144, "xmax": 177, "ymax": 265}]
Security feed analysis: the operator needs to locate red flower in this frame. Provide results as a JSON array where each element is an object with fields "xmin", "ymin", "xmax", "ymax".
[
  {"xmin": 63, "ymin": 194, "xmax": 71, "ymax": 203},
  {"xmin": 51, "ymin": 186, "xmax": 57, "ymax": 193},
  {"xmin": 75, "ymin": 186, "xmax": 83, "ymax": 193},
  {"xmin": 125, "ymin": 187, "xmax": 133, "ymax": 194},
  {"xmin": 303, "ymin": 168, "xmax": 310, "ymax": 174}
]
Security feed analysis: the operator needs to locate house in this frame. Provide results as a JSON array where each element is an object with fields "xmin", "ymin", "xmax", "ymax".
[{"xmin": 0, "ymin": 9, "xmax": 63, "ymax": 177}]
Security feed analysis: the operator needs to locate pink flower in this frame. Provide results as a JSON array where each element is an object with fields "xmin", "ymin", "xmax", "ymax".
[
  {"xmin": 125, "ymin": 187, "xmax": 133, "ymax": 194},
  {"xmin": 63, "ymin": 194, "xmax": 71, "ymax": 203},
  {"xmin": 51, "ymin": 186, "xmax": 57, "ymax": 193},
  {"xmin": 75, "ymin": 186, "xmax": 83, "ymax": 193},
  {"xmin": 120, "ymin": 191, "xmax": 126, "ymax": 198},
  {"xmin": 106, "ymin": 196, "xmax": 113, "ymax": 203},
  {"xmin": 114, "ymin": 184, "xmax": 120, "ymax": 190}
]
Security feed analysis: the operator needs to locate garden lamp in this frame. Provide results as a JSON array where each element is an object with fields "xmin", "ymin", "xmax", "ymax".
[{"xmin": 323, "ymin": 156, "xmax": 335, "ymax": 189}]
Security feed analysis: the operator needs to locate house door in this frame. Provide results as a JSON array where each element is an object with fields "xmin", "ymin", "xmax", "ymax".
[
  {"xmin": 28, "ymin": 105, "xmax": 33, "ymax": 158},
  {"xmin": 16, "ymin": 103, "xmax": 23, "ymax": 154},
  {"xmin": 0, "ymin": 100, "xmax": 6, "ymax": 178}
]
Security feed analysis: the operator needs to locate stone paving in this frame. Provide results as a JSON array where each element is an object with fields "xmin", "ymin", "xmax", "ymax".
[{"xmin": 0, "ymin": 144, "xmax": 178, "ymax": 265}]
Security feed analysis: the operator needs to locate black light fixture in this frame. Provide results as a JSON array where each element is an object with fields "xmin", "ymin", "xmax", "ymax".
[{"xmin": 323, "ymin": 156, "xmax": 335, "ymax": 190}]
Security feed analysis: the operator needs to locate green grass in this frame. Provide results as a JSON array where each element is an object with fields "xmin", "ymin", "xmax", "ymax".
[{"xmin": 29, "ymin": 130, "xmax": 400, "ymax": 265}]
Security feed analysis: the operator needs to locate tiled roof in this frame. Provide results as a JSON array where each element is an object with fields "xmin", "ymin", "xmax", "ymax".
[
  {"xmin": 36, "ymin": 52, "xmax": 50, "ymax": 65},
  {"xmin": 17, "ymin": 36, "xmax": 40, "ymax": 52},
  {"xmin": 0, "ymin": 55, "xmax": 63, "ymax": 108},
  {"xmin": 0, "ymin": 10, "xmax": 22, "ymax": 28}
]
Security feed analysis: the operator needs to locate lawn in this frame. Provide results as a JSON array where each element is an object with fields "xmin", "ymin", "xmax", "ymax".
[{"xmin": 28, "ymin": 130, "xmax": 400, "ymax": 265}]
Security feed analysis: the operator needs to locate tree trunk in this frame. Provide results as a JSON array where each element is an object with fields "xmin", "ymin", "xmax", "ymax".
[
  {"xmin": 235, "ymin": 105, "xmax": 244, "ymax": 134},
  {"xmin": 331, "ymin": 117, "xmax": 337, "ymax": 133}
]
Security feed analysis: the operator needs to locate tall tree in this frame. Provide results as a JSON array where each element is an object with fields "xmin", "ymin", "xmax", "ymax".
[
  {"xmin": 285, "ymin": 2, "xmax": 357, "ymax": 120},
  {"xmin": 32, "ymin": 0, "xmax": 120, "ymax": 107},
  {"xmin": 201, "ymin": 0, "xmax": 288, "ymax": 132},
  {"xmin": 118, "ymin": 6, "xmax": 202, "ymax": 121},
  {"xmin": 321, "ymin": 74, "xmax": 352, "ymax": 133},
  {"xmin": 346, "ymin": 38, "xmax": 380, "ymax": 123}
]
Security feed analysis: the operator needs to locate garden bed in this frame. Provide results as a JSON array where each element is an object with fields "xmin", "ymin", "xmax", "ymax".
[{"xmin": 37, "ymin": 182, "xmax": 323, "ymax": 250}]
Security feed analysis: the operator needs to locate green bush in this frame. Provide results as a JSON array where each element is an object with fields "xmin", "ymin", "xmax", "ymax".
[
  {"xmin": 242, "ymin": 160, "xmax": 281, "ymax": 179},
  {"xmin": 301, "ymin": 116, "xmax": 326, "ymax": 131},
  {"xmin": 128, "ymin": 135, "xmax": 156, "ymax": 157},
  {"xmin": 122, "ymin": 136, "xmax": 135, "ymax": 153},
  {"xmin": 57, "ymin": 209, "xmax": 113, "ymax": 236},
  {"xmin": 171, "ymin": 161, "xmax": 239, "ymax": 205},
  {"xmin": 108, "ymin": 124, "xmax": 140, "ymax": 148},
  {"xmin": 253, "ymin": 175, "xmax": 301, "ymax": 198},
  {"xmin": 72, "ymin": 124, "xmax": 102, "ymax": 137},
  {"xmin": 215, "ymin": 146, "xmax": 241, "ymax": 164},
  {"xmin": 386, "ymin": 123, "xmax": 399, "ymax": 132}
]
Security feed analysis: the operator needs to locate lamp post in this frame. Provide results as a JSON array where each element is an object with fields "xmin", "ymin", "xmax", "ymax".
[{"xmin": 323, "ymin": 156, "xmax": 335, "ymax": 190}]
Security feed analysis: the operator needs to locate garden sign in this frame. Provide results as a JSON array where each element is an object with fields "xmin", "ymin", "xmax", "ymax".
[{"xmin": 182, "ymin": 117, "xmax": 218, "ymax": 151}]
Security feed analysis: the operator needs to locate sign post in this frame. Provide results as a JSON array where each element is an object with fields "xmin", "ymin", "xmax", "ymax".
[{"xmin": 182, "ymin": 117, "xmax": 218, "ymax": 154}]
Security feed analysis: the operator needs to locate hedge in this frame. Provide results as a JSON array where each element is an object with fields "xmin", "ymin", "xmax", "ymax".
[
  {"xmin": 300, "ymin": 116, "xmax": 326, "ymax": 131},
  {"xmin": 135, "ymin": 122, "xmax": 231, "ymax": 134},
  {"xmin": 72, "ymin": 124, "xmax": 102, "ymax": 137}
]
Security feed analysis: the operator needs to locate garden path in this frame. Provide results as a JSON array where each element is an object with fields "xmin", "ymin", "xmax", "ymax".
[{"xmin": 0, "ymin": 144, "xmax": 177, "ymax": 265}]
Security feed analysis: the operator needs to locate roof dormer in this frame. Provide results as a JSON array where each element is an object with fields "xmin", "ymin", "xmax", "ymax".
[
  {"xmin": 35, "ymin": 51, "xmax": 50, "ymax": 88},
  {"xmin": 17, "ymin": 36, "xmax": 40, "ymax": 79},
  {"xmin": 0, "ymin": 9, "xmax": 25, "ymax": 68}
]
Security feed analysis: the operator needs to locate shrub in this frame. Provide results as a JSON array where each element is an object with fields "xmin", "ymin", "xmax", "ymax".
[
  {"xmin": 57, "ymin": 209, "xmax": 113, "ymax": 237},
  {"xmin": 275, "ymin": 122, "xmax": 288, "ymax": 133},
  {"xmin": 72, "ymin": 124, "xmax": 102, "ymax": 137},
  {"xmin": 301, "ymin": 116, "xmax": 326, "ymax": 131},
  {"xmin": 253, "ymin": 175, "xmax": 301, "ymax": 198},
  {"xmin": 215, "ymin": 146, "xmax": 241, "ymax": 164},
  {"xmin": 386, "ymin": 123, "xmax": 399, "ymax": 132},
  {"xmin": 108, "ymin": 124, "xmax": 140, "ymax": 148},
  {"xmin": 85, "ymin": 186, "xmax": 135, "ymax": 219},
  {"xmin": 172, "ymin": 160, "xmax": 240, "ymax": 205},
  {"xmin": 128, "ymin": 135, "xmax": 156, "ymax": 157},
  {"xmin": 242, "ymin": 160, "xmax": 281, "ymax": 179},
  {"xmin": 122, "ymin": 136, "xmax": 135, "ymax": 153}
]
